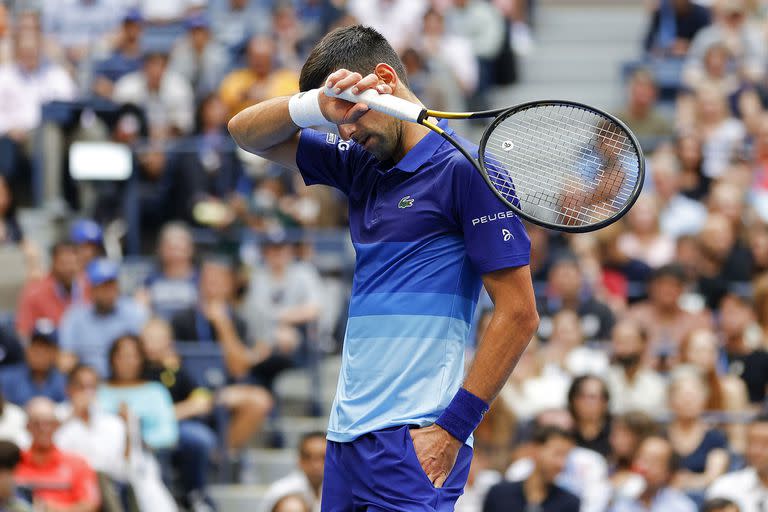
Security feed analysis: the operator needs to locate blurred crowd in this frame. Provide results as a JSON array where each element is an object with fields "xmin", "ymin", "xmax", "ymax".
[{"xmin": 0, "ymin": 0, "xmax": 768, "ymax": 511}]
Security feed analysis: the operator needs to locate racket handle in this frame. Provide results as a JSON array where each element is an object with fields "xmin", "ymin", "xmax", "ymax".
[{"xmin": 323, "ymin": 87, "xmax": 425, "ymax": 123}]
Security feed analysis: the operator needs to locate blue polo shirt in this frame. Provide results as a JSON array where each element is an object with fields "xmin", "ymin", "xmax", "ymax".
[{"xmin": 296, "ymin": 122, "xmax": 530, "ymax": 443}]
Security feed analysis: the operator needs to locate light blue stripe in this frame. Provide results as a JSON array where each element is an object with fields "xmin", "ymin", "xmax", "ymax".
[
  {"xmin": 348, "ymin": 292, "xmax": 476, "ymax": 324},
  {"xmin": 346, "ymin": 314, "xmax": 470, "ymax": 341}
]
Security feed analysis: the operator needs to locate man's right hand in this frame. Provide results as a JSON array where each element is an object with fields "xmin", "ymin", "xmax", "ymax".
[{"xmin": 318, "ymin": 69, "xmax": 393, "ymax": 125}]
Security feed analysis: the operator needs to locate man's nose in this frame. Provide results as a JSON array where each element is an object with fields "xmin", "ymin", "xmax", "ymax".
[{"xmin": 338, "ymin": 124, "xmax": 355, "ymax": 141}]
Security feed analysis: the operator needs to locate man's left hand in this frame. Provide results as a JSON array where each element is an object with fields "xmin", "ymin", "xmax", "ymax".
[{"xmin": 409, "ymin": 424, "xmax": 462, "ymax": 488}]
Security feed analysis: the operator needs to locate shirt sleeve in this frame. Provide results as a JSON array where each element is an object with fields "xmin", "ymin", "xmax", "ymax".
[
  {"xmin": 295, "ymin": 129, "xmax": 366, "ymax": 195},
  {"xmin": 57, "ymin": 308, "xmax": 79, "ymax": 354},
  {"xmin": 452, "ymin": 157, "xmax": 531, "ymax": 274}
]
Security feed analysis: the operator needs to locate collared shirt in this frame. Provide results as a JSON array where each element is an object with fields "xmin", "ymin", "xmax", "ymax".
[
  {"xmin": 0, "ymin": 365, "xmax": 67, "ymax": 406},
  {"xmin": 59, "ymin": 298, "xmax": 148, "ymax": 377},
  {"xmin": 0, "ymin": 63, "xmax": 76, "ymax": 134},
  {"xmin": 610, "ymin": 488, "xmax": 697, "ymax": 512},
  {"xmin": 54, "ymin": 410, "xmax": 127, "ymax": 482},
  {"xmin": 707, "ymin": 468, "xmax": 768, "ymax": 512},
  {"xmin": 296, "ymin": 123, "xmax": 530, "ymax": 443},
  {"xmin": 16, "ymin": 274, "xmax": 88, "ymax": 337},
  {"xmin": 606, "ymin": 365, "xmax": 668, "ymax": 416},
  {"xmin": 14, "ymin": 447, "xmax": 100, "ymax": 509}
]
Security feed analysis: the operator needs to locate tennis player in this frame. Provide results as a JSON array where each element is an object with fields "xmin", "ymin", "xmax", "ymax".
[{"xmin": 229, "ymin": 25, "xmax": 539, "ymax": 511}]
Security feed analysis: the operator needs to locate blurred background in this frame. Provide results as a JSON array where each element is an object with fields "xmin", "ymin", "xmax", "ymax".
[{"xmin": 0, "ymin": 0, "xmax": 766, "ymax": 511}]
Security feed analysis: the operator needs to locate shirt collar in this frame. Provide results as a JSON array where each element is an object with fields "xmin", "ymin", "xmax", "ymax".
[{"xmin": 381, "ymin": 119, "xmax": 451, "ymax": 174}]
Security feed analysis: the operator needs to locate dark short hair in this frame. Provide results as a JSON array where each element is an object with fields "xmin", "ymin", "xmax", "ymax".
[
  {"xmin": 567, "ymin": 374, "xmax": 610, "ymax": 420},
  {"xmin": 649, "ymin": 263, "xmax": 687, "ymax": 284},
  {"xmin": 299, "ymin": 431, "xmax": 326, "ymax": 457},
  {"xmin": 531, "ymin": 425, "xmax": 574, "ymax": 445},
  {"xmin": 0, "ymin": 440, "xmax": 21, "ymax": 471},
  {"xmin": 50, "ymin": 240, "xmax": 77, "ymax": 259},
  {"xmin": 702, "ymin": 498, "xmax": 739, "ymax": 512},
  {"xmin": 299, "ymin": 25, "xmax": 409, "ymax": 92}
]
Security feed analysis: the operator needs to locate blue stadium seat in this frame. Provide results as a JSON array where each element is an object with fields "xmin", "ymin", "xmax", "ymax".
[{"xmin": 176, "ymin": 341, "xmax": 228, "ymax": 390}]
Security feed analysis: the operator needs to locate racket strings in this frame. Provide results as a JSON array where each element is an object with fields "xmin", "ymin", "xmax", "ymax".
[{"xmin": 482, "ymin": 104, "xmax": 641, "ymax": 228}]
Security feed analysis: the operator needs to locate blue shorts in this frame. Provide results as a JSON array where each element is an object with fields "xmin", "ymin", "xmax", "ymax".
[{"xmin": 321, "ymin": 425, "xmax": 473, "ymax": 511}]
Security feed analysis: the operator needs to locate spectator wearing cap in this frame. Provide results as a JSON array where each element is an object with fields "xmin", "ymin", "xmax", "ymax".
[
  {"xmin": 484, "ymin": 425, "xmax": 580, "ymax": 512},
  {"xmin": 644, "ymin": 0, "xmax": 711, "ymax": 57},
  {"xmin": 535, "ymin": 255, "xmax": 615, "ymax": 343},
  {"xmin": 0, "ymin": 320, "xmax": 66, "ymax": 407},
  {"xmin": 627, "ymin": 264, "xmax": 713, "ymax": 362},
  {"xmin": 172, "ymin": 258, "xmax": 273, "ymax": 451},
  {"xmin": 718, "ymin": 292, "xmax": 768, "ymax": 404},
  {"xmin": 609, "ymin": 435, "xmax": 696, "ymax": 512},
  {"xmin": 59, "ymin": 259, "xmax": 148, "ymax": 376},
  {"xmin": 606, "ymin": 320, "xmax": 667, "ymax": 416},
  {"xmin": 113, "ymin": 46, "xmax": 195, "ymax": 138},
  {"xmin": 137, "ymin": 223, "xmax": 199, "ymax": 320},
  {"xmin": 169, "ymin": 13, "xmax": 229, "ymax": 98},
  {"xmin": 91, "ymin": 9, "xmax": 144, "ymax": 99},
  {"xmin": 69, "ymin": 219, "xmax": 104, "ymax": 273},
  {"xmin": 241, "ymin": 231, "xmax": 323, "ymax": 390},
  {"xmin": 218, "ymin": 35, "xmax": 299, "ymax": 119},
  {"xmin": 0, "ymin": 440, "xmax": 29, "ymax": 512},
  {"xmin": 707, "ymin": 414, "xmax": 768, "ymax": 512},
  {"xmin": 16, "ymin": 241, "xmax": 87, "ymax": 337},
  {"xmin": 14, "ymin": 397, "xmax": 100, "ymax": 512}
]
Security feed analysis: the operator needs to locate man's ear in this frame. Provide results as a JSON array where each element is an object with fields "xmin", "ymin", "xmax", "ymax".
[{"xmin": 374, "ymin": 63, "xmax": 399, "ymax": 90}]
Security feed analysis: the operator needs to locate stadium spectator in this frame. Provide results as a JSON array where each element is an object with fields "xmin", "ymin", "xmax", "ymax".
[
  {"xmin": 0, "ymin": 176, "xmax": 22, "ymax": 245},
  {"xmin": 219, "ymin": 35, "xmax": 299, "ymax": 119},
  {"xmin": 14, "ymin": 397, "xmax": 100, "ymax": 512},
  {"xmin": 627, "ymin": 263, "xmax": 713, "ymax": 359},
  {"xmin": 498, "ymin": 338, "xmax": 571, "ymax": 421},
  {"xmin": 91, "ymin": 9, "xmax": 144, "ymax": 99},
  {"xmin": 138, "ymin": 222, "xmax": 199, "ymax": 320},
  {"xmin": 0, "ymin": 393, "xmax": 28, "ymax": 450},
  {"xmin": 567, "ymin": 375, "xmax": 612, "ymax": 458},
  {"xmin": 134, "ymin": 0, "xmax": 197, "ymax": 24},
  {"xmin": 684, "ymin": 0, "xmax": 765, "ymax": 85},
  {"xmin": 97, "ymin": 334, "xmax": 177, "ymax": 452},
  {"xmin": 706, "ymin": 413, "xmax": 768, "ymax": 512},
  {"xmin": 272, "ymin": 4, "xmax": 310, "ymax": 72},
  {"xmin": 666, "ymin": 366, "xmax": 730, "ymax": 493},
  {"xmin": 59, "ymin": 258, "xmax": 149, "ymax": 376},
  {"xmin": 347, "ymin": 0, "xmax": 428, "ymax": 54},
  {"xmin": 171, "ymin": 258, "xmax": 274, "ymax": 450},
  {"xmin": 536, "ymin": 255, "xmax": 615, "ymax": 343},
  {"xmin": 484, "ymin": 425, "xmax": 580, "ymax": 512},
  {"xmin": 0, "ymin": 440, "xmax": 29, "ymax": 512},
  {"xmin": 241, "ymin": 231, "xmax": 322, "ymax": 387},
  {"xmin": 614, "ymin": 69, "xmax": 674, "ymax": 143},
  {"xmin": 610, "ymin": 435, "xmax": 697, "ymax": 512},
  {"xmin": 167, "ymin": 93, "xmax": 245, "ymax": 228},
  {"xmin": 681, "ymin": 42, "xmax": 740, "ymax": 97},
  {"xmin": 0, "ymin": 4, "xmax": 9, "ymax": 66},
  {"xmin": 0, "ymin": 323, "xmax": 23, "ymax": 367},
  {"xmin": 261, "ymin": 431, "xmax": 325, "ymax": 512},
  {"xmin": 644, "ymin": 0, "xmax": 712, "ymax": 57},
  {"xmin": 69, "ymin": 219, "xmax": 104, "ymax": 272},
  {"xmin": 542, "ymin": 310, "xmax": 609, "ymax": 377},
  {"xmin": 718, "ymin": 292, "xmax": 768, "ymax": 405},
  {"xmin": 15, "ymin": 241, "xmax": 86, "ymax": 337},
  {"xmin": 169, "ymin": 14, "xmax": 229, "ymax": 99},
  {"xmin": 609, "ymin": 412, "xmax": 659, "ymax": 490},
  {"xmin": 113, "ymin": 48, "xmax": 195, "ymax": 138},
  {"xmin": 690, "ymin": 84, "xmax": 746, "ymax": 178},
  {"xmin": 208, "ymin": 0, "xmax": 270, "ymax": 51},
  {"xmin": 606, "ymin": 320, "xmax": 667, "ymax": 416},
  {"xmin": 0, "ymin": 30, "xmax": 76, "ymax": 183},
  {"xmin": 695, "ymin": 214, "xmax": 752, "ymax": 308},
  {"xmin": 617, "ymin": 195, "xmax": 676, "ymax": 268},
  {"xmin": 0, "ymin": 320, "xmax": 66, "ymax": 407},
  {"xmin": 651, "ymin": 151, "xmax": 708, "ymax": 238},
  {"xmin": 141, "ymin": 317, "xmax": 219, "ymax": 509},
  {"xmin": 701, "ymin": 498, "xmax": 741, "ymax": 512},
  {"xmin": 594, "ymin": 223, "xmax": 653, "ymax": 308},
  {"xmin": 675, "ymin": 132, "xmax": 711, "ymax": 200},
  {"xmin": 679, "ymin": 328, "xmax": 748, "ymax": 449},
  {"xmin": 56, "ymin": 363, "xmax": 176, "ymax": 512}
]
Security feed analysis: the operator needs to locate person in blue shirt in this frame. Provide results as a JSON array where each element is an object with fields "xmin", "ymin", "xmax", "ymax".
[
  {"xmin": 0, "ymin": 319, "xmax": 66, "ymax": 407},
  {"xmin": 228, "ymin": 25, "xmax": 539, "ymax": 511}
]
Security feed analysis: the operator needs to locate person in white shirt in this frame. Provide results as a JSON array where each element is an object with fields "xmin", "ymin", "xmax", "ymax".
[
  {"xmin": 261, "ymin": 432, "xmax": 326, "ymax": 512},
  {"xmin": 0, "ymin": 395, "xmax": 28, "ymax": 450},
  {"xmin": 606, "ymin": 320, "xmax": 667, "ymax": 416},
  {"xmin": 706, "ymin": 413, "xmax": 768, "ymax": 512}
]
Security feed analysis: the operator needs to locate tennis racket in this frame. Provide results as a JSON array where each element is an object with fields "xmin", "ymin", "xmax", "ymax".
[{"xmin": 324, "ymin": 87, "xmax": 644, "ymax": 233}]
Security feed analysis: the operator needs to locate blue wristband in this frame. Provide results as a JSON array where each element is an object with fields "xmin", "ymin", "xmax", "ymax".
[{"xmin": 435, "ymin": 388, "xmax": 490, "ymax": 444}]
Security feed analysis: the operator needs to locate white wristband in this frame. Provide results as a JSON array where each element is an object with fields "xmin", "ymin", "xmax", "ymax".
[{"xmin": 288, "ymin": 89, "xmax": 333, "ymax": 128}]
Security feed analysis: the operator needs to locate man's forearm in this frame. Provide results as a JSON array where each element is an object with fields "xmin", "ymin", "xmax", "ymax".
[
  {"xmin": 462, "ymin": 306, "xmax": 539, "ymax": 404},
  {"xmin": 228, "ymin": 96, "xmax": 298, "ymax": 154}
]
